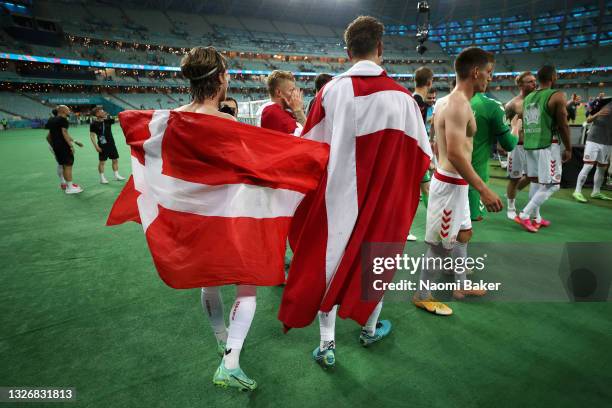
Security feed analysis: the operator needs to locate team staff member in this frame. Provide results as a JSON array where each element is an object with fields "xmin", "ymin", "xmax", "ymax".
[
  {"xmin": 48, "ymin": 105, "xmax": 83, "ymax": 194},
  {"xmin": 89, "ymin": 106, "xmax": 125, "ymax": 184}
]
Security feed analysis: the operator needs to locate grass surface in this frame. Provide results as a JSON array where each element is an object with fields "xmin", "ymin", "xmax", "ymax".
[{"xmin": 0, "ymin": 126, "xmax": 611, "ymax": 408}]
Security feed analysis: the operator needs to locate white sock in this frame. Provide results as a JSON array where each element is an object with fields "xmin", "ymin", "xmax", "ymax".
[
  {"xmin": 318, "ymin": 306, "xmax": 337, "ymax": 350},
  {"xmin": 593, "ymin": 166, "xmax": 606, "ymax": 195},
  {"xmin": 520, "ymin": 183, "xmax": 542, "ymax": 219},
  {"xmin": 201, "ymin": 287, "xmax": 227, "ymax": 343},
  {"xmin": 114, "ymin": 171, "xmax": 121, "ymax": 178},
  {"xmin": 522, "ymin": 184, "xmax": 559, "ymax": 219},
  {"xmin": 57, "ymin": 165, "xmax": 65, "ymax": 183},
  {"xmin": 575, "ymin": 164, "xmax": 594, "ymax": 194},
  {"xmin": 529, "ymin": 182, "xmax": 540, "ymax": 200},
  {"xmin": 223, "ymin": 285, "xmax": 256, "ymax": 370},
  {"xmin": 534, "ymin": 206, "xmax": 542, "ymax": 223},
  {"xmin": 362, "ymin": 301, "xmax": 383, "ymax": 336},
  {"xmin": 100, "ymin": 173, "xmax": 107, "ymax": 180},
  {"xmin": 507, "ymin": 198, "xmax": 516, "ymax": 210}
]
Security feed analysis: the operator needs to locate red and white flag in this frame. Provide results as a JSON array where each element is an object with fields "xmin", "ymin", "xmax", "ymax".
[
  {"xmin": 279, "ymin": 61, "xmax": 432, "ymax": 328},
  {"xmin": 107, "ymin": 110, "xmax": 329, "ymax": 289}
]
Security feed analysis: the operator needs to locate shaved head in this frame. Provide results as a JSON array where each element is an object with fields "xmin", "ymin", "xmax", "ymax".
[{"xmin": 56, "ymin": 105, "xmax": 71, "ymax": 116}]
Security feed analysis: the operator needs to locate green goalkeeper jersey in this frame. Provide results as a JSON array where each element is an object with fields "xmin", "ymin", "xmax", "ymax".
[{"xmin": 470, "ymin": 92, "xmax": 518, "ymax": 181}]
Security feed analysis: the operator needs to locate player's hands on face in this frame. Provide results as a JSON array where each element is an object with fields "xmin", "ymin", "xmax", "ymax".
[
  {"xmin": 562, "ymin": 149, "xmax": 572, "ymax": 163},
  {"xmin": 481, "ymin": 186, "xmax": 503, "ymax": 213},
  {"xmin": 283, "ymin": 88, "xmax": 304, "ymax": 112}
]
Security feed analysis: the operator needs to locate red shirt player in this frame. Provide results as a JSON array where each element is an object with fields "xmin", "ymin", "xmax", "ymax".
[{"xmin": 257, "ymin": 70, "xmax": 306, "ymax": 136}]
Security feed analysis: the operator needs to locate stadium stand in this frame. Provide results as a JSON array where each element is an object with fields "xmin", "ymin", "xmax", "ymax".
[{"xmin": 0, "ymin": 0, "xmax": 609, "ymax": 127}]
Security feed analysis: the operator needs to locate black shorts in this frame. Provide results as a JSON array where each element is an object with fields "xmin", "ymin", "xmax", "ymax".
[
  {"xmin": 52, "ymin": 144, "xmax": 74, "ymax": 166},
  {"xmin": 99, "ymin": 144, "xmax": 119, "ymax": 161}
]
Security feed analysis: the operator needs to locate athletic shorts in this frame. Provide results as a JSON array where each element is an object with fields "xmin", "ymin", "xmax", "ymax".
[
  {"xmin": 99, "ymin": 144, "xmax": 119, "ymax": 161},
  {"xmin": 525, "ymin": 141, "xmax": 562, "ymax": 184},
  {"xmin": 583, "ymin": 141, "xmax": 611, "ymax": 165},
  {"xmin": 507, "ymin": 143, "xmax": 527, "ymax": 179},
  {"xmin": 52, "ymin": 143, "xmax": 74, "ymax": 166},
  {"xmin": 425, "ymin": 168, "xmax": 471, "ymax": 250}
]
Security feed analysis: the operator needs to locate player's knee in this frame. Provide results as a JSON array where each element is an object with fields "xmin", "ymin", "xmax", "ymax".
[{"xmin": 548, "ymin": 184, "xmax": 560, "ymax": 194}]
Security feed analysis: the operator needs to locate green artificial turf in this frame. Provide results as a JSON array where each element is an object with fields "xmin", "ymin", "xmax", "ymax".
[{"xmin": 0, "ymin": 126, "xmax": 610, "ymax": 408}]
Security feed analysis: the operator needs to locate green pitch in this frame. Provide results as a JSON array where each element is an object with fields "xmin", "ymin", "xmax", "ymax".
[{"xmin": 0, "ymin": 126, "xmax": 611, "ymax": 408}]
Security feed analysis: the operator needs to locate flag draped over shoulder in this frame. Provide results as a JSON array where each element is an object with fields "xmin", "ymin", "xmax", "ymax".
[
  {"xmin": 279, "ymin": 61, "xmax": 433, "ymax": 329},
  {"xmin": 107, "ymin": 110, "xmax": 329, "ymax": 289}
]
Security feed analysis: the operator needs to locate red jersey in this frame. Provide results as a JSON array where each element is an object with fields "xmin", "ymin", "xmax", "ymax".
[{"xmin": 260, "ymin": 103, "xmax": 301, "ymax": 135}]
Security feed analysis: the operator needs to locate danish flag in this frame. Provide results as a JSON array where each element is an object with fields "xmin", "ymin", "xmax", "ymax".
[{"xmin": 107, "ymin": 110, "xmax": 329, "ymax": 288}]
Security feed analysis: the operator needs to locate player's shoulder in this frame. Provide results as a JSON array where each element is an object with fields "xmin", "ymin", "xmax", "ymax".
[
  {"xmin": 447, "ymin": 92, "xmax": 472, "ymax": 111},
  {"xmin": 261, "ymin": 102, "xmax": 281, "ymax": 118}
]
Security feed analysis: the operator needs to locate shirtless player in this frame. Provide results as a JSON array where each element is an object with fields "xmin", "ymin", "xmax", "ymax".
[
  {"xmin": 413, "ymin": 47, "xmax": 503, "ymax": 316},
  {"xmin": 505, "ymin": 71, "xmax": 537, "ymax": 219}
]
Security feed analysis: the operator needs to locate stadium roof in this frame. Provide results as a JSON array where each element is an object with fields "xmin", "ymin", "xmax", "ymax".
[{"xmin": 114, "ymin": 0, "xmax": 604, "ymax": 27}]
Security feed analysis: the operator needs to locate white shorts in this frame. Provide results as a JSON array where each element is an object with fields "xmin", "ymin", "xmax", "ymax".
[
  {"xmin": 525, "ymin": 142, "xmax": 562, "ymax": 184},
  {"xmin": 583, "ymin": 141, "xmax": 611, "ymax": 165},
  {"xmin": 425, "ymin": 168, "xmax": 471, "ymax": 250},
  {"xmin": 507, "ymin": 144, "xmax": 527, "ymax": 179}
]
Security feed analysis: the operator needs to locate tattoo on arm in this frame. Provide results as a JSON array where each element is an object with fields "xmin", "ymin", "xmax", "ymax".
[{"xmin": 294, "ymin": 110, "xmax": 306, "ymax": 126}]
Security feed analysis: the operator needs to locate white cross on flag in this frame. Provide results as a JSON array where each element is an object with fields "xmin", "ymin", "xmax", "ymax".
[
  {"xmin": 107, "ymin": 110, "xmax": 329, "ymax": 288},
  {"xmin": 279, "ymin": 61, "xmax": 432, "ymax": 329}
]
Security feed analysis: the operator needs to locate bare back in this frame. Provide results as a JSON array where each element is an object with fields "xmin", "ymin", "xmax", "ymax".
[
  {"xmin": 434, "ymin": 90, "xmax": 476, "ymax": 174},
  {"xmin": 174, "ymin": 102, "xmax": 237, "ymax": 121},
  {"xmin": 505, "ymin": 95, "xmax": 525, "ymax": 143}
]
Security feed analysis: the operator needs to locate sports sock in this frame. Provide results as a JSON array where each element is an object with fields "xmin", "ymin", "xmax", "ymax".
[
  {"xmin": 534, "ymin": 206, "xmax": 542, "ymax": 223},
  {"xmin": 575, "ymin": 163, "xmax": 594, "ymax": 194},
  {"xmin": 416, "ymin": 243, "xmax": 447, "ymax": 300},
  {"xmin": 593, "ymin": 166, "xmax": 606, "ymax": 195},
  {"xmin": 362, "ymin": 301, "xmax": 383, "ymax": 336},
  {"xmin": 201, "ymin": 287, "xmax": 227, "ymax": 343},
  {"xmin": 452, "ymin": 241, "xmax": 468, "ymax": 289},
  {"xmin": 521, "ymin": 184, "xmax": 559, "ymax": 219},
  {"xmin": 224, "ymin": 285, "xmax": 256, "ymax": 369},
  {"xmin": 319, "ymin": 305, "xmax": 337, "ymax": 350},
  {"xmin": 520, "ymin": 183, "xmax": 542, "ymax": 219},
  {"xmin": 57, "ymin": 165, "xmax": 65, "ymax": 183},
  {"xmin": 507, "ymin": 198, "xmax": 516, "ymax": 210},
  {"xmin": 529, "ymin": 182, "xmax": 540, "ymax": 200},
  {"xmin": 114, "ymin": 171, "xmax": 121, "ymax": 178}
]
